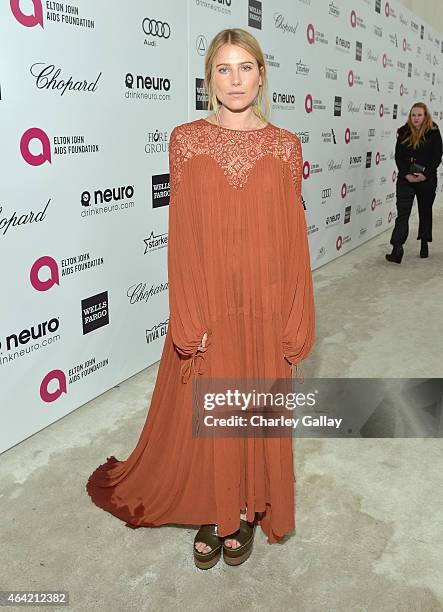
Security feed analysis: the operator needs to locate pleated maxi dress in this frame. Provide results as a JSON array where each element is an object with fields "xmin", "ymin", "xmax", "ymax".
[{"xmin": 86, "ymin": 117, "xmax": 315, "ymax": 544}]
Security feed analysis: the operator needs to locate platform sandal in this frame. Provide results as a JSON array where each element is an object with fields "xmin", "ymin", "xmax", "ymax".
[
  {"xmin": 222, "ymin": 518, "xmax": 256, "ymax": 566},
  {"xmin": 193, "ymin": 524, "xmax": 223, "ymax": 570}
]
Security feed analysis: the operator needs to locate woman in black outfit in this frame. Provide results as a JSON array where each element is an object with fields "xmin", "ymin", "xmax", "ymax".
[{"xmin": 386, "ymin": 102, "xmax": 442, "ymax": 263}]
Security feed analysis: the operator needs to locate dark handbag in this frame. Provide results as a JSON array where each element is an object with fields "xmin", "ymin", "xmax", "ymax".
[{"xmin": 409, "ymin": 161, "xmax": 426, "ymax": 174}]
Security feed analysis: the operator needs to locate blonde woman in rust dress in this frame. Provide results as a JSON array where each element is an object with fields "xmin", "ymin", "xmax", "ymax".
[{"xmin": 86, "ymin": 28, "xmax": 315, "ymax": 570}]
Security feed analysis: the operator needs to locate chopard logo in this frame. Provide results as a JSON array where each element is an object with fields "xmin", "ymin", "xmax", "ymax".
[{"xmin": 273, "ymin": 12, "xmax": 298, "ymax": 35}]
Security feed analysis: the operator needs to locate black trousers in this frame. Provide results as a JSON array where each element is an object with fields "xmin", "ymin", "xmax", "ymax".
[{"xmin": 390, "ymin": 175, "xmax": 437, "ymax": 246}]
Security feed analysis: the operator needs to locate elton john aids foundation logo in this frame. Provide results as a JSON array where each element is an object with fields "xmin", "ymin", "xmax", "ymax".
[
  {"xmin": 307, "ymin": 24, "xmax": 315, "ymax": 45},
  {"xmin": 10, "ymin": 0, "xmax": 44, "ymax": 27},
  {"xmin": 20, "ymin": 128, "xmax": 51, "ymax": 166},
  {"xmin": 303, "ymin": 161, "xmax": 310, "ymax": 179},
  {"xmin": 350, "ymin": 11, "xmax": 357, "ymax": 28},
  {"xmin": 40, "ymin": 370, "xmax": 67, "ymax": 403},
  {"xmin": 30, "ymin": 256, "xmax": 59, "ymax": 291},
  {"xmin": 305, "ymin": 94, "xmax": 313, "ymax": 113}
]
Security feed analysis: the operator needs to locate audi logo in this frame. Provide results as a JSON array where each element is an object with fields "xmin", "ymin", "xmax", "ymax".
[{"xmin": 142, "ymin": 18, "xmax": 171, "ymax": 38}]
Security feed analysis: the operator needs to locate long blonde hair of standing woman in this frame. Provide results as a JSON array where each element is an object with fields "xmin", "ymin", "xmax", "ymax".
[{"xmin": 401, "ymin": 101, "xmax": 435, "ymax": 148}]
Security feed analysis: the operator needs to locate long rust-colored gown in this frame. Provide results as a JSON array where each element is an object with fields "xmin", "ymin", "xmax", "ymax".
[{"xmin": 86, "ymin": 118, "xmax": 315, "ymax": 544}]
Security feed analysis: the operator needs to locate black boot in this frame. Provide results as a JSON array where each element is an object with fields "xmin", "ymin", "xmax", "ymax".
[
  {"xmin": 420, "ymin": 240, "xmax": 428, "ymax": 258},
  {"xmin": 385, "ymin": 245, "xmax": 404, "ymax": 264}
]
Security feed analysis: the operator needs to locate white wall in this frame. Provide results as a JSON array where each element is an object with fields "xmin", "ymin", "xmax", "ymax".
[{"xmin": 398, "ymin": 0, "xmax": 443, "ymax": 35}]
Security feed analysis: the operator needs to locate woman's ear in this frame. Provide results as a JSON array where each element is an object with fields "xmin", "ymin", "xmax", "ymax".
[{"xmin": 259, "ymin": 65, "xmax": 264, "ymax": 86}]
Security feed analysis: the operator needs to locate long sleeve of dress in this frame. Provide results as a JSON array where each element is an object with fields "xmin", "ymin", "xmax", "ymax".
[
  {"xmin": 281, "ymin": 134, "xmax": 316, "ymax": 366},
  {"xmin": 167, "ymin": 126, "xmax": 210, "ymax": 358}
]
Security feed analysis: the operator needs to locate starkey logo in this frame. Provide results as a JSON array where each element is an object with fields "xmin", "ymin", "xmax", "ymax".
[
  {"xmin": 10, "ymin": 0, "xmax": 44, "ymax": 28},
  {"xmin": 20, "ymin": 128, "xmax": 51, "ymax": 166}
]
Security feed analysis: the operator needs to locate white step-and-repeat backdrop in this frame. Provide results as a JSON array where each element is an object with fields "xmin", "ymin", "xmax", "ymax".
[{"xmin": 1, "ymin": 0, "xmax": 443, "ymax": 453}]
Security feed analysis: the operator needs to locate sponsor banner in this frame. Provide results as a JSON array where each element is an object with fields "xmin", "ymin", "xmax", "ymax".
[{"xmin": 2, "ymin": 0, "xmax": 443, "ymax": 451}]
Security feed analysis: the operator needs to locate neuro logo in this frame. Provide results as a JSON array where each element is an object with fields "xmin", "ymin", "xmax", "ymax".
[
  {"xmin": 10, "ymin": 0, "xmax": 43, "ymax": 28},
  {"xmin": 20, "ymin": 128, "xmax": 51, "ymax": 166},
  {"xmin": 30, "ymin": 256, "xmax": 59, "ymax": 291},
  {"xmin": 307, "ymin": 24, "xmax": 315, "ymax": 45},
  {"xmin": 81, "ymin": 192, "xmax": 91, "ymax": 206},
  {"xmin": 305, "ymin": 94, "xmax": 313, "ymax": 113},
  {"xmin": 40, "ymin": 370, "xmax": 67, "ymax": 403},
  {"xmin": 303, "ymin": 161, "xmax": 310, "ymax": 179},
  {"xmin": 125, "ymin": 73, "xmax": 134, "ymax": 88},
  {"xmin": 81, "ymin": 185, "xmax": 134, "ymax": 206}
]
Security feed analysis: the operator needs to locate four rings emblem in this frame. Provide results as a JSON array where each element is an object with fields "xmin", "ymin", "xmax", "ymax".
[{"xmin": 142, "ymin": 18, "xmax": 171, "ymax": 39}]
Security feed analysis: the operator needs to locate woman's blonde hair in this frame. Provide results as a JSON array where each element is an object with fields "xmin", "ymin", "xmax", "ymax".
[
  {"xmin": 402, "ymin": 102, "xmax": 435, "ymax": 148},
  {"xmin": 204, "ymin": 28, "xmax": 270, "ymax": 125}
]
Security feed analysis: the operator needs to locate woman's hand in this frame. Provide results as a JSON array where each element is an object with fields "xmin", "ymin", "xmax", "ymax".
[
  {"xmin": 197, "ymin": 332, "xmax": 208, "ymax": 352},
  {"xmin": 406, "ymin": 173, "xmax": 426, "ymax": 182}
]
